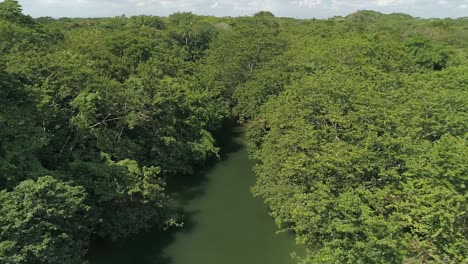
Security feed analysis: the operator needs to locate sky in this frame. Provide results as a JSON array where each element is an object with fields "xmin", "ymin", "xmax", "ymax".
[{"xmin": 18, "ymin": 0, "xmax": 468, "ymax": 19}]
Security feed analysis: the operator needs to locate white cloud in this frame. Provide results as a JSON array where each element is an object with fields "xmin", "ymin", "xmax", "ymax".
[
  {"xmin": 18, "ymin": 0, "xmax": 466, "ymax": 18},
  {"xmin": 211, "ymin": 1, "xmax": 219, "ymax": 9},
  {"xmin": 297, "ymin": 0, "xmax": 326, "ymax": 8}
]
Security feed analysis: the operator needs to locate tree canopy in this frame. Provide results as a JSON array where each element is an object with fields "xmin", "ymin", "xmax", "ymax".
[{"xmin": 0, "ymin": 4, "xmax": 466, "ymax": 263}]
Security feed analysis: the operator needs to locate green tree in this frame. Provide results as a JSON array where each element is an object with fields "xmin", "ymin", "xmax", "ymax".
[
  {"xmin": 0, "ymin": 176, "xmax": 91, "ymax": 264},
  {"xmin": 69, "ymin": 157, "xmax": 175, "ymax": 240},
  {"xmin": 0, "ymin": 0, "xmax": 22, "ymax": 20},
  {"xmin": 249, "ymin": 65, "xmax": 468, "ymax": 263},
  {"xmin": 203, "ymin": 15, "xmax": 285, "ymax": 98},
  {"xmin": 0, "ymin": 70, "xmax": 47, "ymax": 189}
]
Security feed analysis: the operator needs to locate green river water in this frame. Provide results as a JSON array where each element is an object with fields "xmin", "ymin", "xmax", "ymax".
[{"xmin": 88, "ymin": 127, "xmax": 298, "ymax": 264}]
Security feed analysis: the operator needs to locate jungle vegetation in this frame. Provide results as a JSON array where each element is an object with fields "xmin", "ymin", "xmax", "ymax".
[{"xmin": 0, "ymin": 0, "xmax": 467, "ymax": 263}]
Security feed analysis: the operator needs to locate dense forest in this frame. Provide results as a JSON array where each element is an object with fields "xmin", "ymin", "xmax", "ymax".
[{"xmin": 0, "ymin": 0, "xmax": 467, "ymax": 263}]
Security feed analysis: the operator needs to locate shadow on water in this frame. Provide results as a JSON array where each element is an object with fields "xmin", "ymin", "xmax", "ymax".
[
  {"xmin": 87, "ymin": 119, "xmax": 245, "ymax": 264},
  {"xmin": 166, "ymin": 119, "xmax": 244, "ymax": 202}
]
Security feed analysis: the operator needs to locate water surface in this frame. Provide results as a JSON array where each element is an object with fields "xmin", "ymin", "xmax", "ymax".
[{"xmin": 89, "ymin": 127, "xmax": 297, "ymax": 264}]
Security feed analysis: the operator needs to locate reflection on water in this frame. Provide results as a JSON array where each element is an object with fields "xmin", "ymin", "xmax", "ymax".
[{"xmin": 88, "ymin": 126, "xmax": 298, "ymax": 264}]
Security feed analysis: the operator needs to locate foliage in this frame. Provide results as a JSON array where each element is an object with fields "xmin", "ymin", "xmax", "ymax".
[
  {"xmin": 249, "ymin": 68, "xmax": 467, "ymax": 263},
  {"xmin": 1, "ymin": 4, "xmax": 226, "ymax": 263},
  {"xmin": 1, "ymin": 4, "xmax": 467, "ymax": 263},
  {"xmin": 0, "ymin": 70, "xmax": 47, "ymax": 189},
  {"xmin": 245, "ymin": 12, "xmax": 468, "ymax": 263},
  {"xmin": 0, "ymin": 176, "xmax": 90, "ymax": 264},
  {"xmin": 68, "ymin": 157, "xmax": 173, "ymax": 240}
]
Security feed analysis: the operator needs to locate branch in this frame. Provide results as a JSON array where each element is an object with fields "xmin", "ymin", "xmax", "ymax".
[{"xmin": 88, "ymin": 114, "xmax": 123, "ymax": 128}]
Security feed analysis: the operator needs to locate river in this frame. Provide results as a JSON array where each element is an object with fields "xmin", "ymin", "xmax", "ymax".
[{"xmin": 88, "ymin": 126, "xmax": 298, "ymax": 264}]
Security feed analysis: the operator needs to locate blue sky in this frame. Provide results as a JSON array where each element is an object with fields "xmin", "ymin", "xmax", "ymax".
[{"xmin": 18, "ymin": 0, "xmax": 468, "ymax": 18}]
